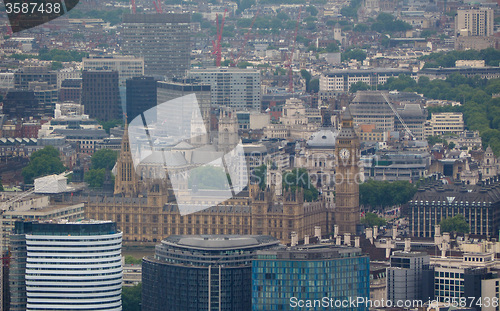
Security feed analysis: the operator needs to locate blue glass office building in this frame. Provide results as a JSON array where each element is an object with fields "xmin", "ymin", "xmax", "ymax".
[{"xmin": 252, "ymin": 245, "xmax": 370, "ymax": 311}]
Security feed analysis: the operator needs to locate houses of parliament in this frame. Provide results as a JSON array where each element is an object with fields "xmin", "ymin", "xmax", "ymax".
[{"xmin": 84, "ymin": 110, "xmax": 361, "ymax": 244}]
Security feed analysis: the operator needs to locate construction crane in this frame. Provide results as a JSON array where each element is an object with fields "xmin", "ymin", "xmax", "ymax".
[
  {"xmin": 131, "ymin": 0, "xmax": 136, "ymax": 13},
  {"xmin": 153, "ymin": 0, "xmax": 163, "ymax": 13},
  {"xmin": 230, "ymin": 10, "xmax": 260, "ymax": 67},
  {"xmin": 286, "ymin": 7, "xmax": 302, "ymax": 93},
  {"xmin": 212, "ymin": 9, "xmax": 227, "ymax": 67},
  {"xmin": 381, "ymin": 92, "xmax": 415, "ymax": 140},
  {"xmin": 5, "ymin": 22, "xmax": 12, "ymax": 36}
]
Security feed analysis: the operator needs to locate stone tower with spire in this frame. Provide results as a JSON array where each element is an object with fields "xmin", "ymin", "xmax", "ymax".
[
  {"xmin": 335, "ymin": 108, "xmax": 361, "ymax": 235},
  {"xmin": 217, "ymin": 109, "xmax": 239, "ymax": 153},
  {"xmin": 114, "ymin": 123, "xmax": 138, "ymax": 197},
  {"xmin": 482, "ymin": 146, "xmax": 497, "ymax": 178}
]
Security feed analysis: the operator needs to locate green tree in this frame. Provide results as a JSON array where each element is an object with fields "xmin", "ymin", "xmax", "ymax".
[
  {"xmin": 342, "ymin": 49, "xmax": 367, "ymax": 62},
  {"xmin": 440, "ymin": 215, "xmax": 470, "ymax": 234},
  {"xmin": 282, "ymin": 168, "xmax": 319, "ymax": 202},
  {"xmin": 252, "ymin": 164, "xmax": 267, "ymax": 190},
  {"xmin": 309, "ymin": 79, "xmax": 320, "ymax": 93},
  {"xmin": 325, "ymin": 42, "xmax": 339, "ymax": 53},
  {"xmin": 301, "ymin": 69, "xmax": 312, "ymax": 92},
  {"xmin": 306, "ymin": 5, "xmax": 318, "ymax": 16},
  {"xmin": 84, "ymin": 168, "xmax": 106, "ymax": 188},
  {"xmin": 360, "ymin": 180, "xmax": 416, "ymax": 210},
  {"xmin": 99, "ymin": 119, "xmax": 123, "ymax": 134},
  {"xmin": 50, "ymin": 61, "xmax": 63, "ymax": 70},
  {"xmin": 22, "ymin": 146, "xmax": 66, "ymax": 184},
  {"xmin": 122, "ymin": 283, "xmax": 142, "ymax": 311},
  {"xmin": 124, "ymin": 255, "xmax": 142, "ymax": 265},
  {"xmin": 91, "ymin": 149, "xmax": 118, "ymax": 170},
  {"xmin": 350, "ymin": 81, "xmax": 371, "ymax": 93},
  {"xmin": 360, "ymin": 212, "xmax": 387, "ymax": 227},
  {"xmin": 353, "ymin": 23, "xmax": 369, "ymax": 32}
]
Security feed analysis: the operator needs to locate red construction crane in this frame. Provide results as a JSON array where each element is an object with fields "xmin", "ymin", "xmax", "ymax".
[
  {"xmin": 153, "ymin": 0, "xmax": 163, "ymax": 13},
  {"xmin": 230, "ymin": 10, "xmax": 260, "ymax": 67},
  {"xmin": 212, "ymin": 9, "xmax": 227, "ymax": 67},
  {"xmin": 5, "ymin": 22, "xmax": 12, "ymax": 36},
  {"xmin": 286, "ymin": 7, "xmax": 302, "ymax": 93},
  {"xmin": 131, "ymin": 0, "xmax": 136, "ymax": 13}
]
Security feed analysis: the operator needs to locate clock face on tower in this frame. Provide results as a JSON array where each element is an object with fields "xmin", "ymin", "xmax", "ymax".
[{"xmin": 339, "ymin": 148, "xmax": 350, "ymax": 160}]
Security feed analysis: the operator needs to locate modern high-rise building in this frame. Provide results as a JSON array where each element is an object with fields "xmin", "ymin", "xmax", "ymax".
[
  {"xmin": 2, "ymin": 90, "xmax": 44, "ymax": 119},
  {"xmin": 83, "ymin": 55, "xmax": 145, "ymax": 87},
  {"xmin": 126, "ymin": 76, "xmax": 157, "ymax": 122},
  {"xmin": 455, "ymin": 7, "xmax": 494, "ymax": 37},
  {"xmin": 252, "ymin": 245, "xmax": 370, "ymax": 311},
  {"xmin": 188, "ymin": 68, "xmax": 261, "ymax": 111},
  {"xmin": 9, "ymin": 220, "xmax": 122, "ymax": 311},
  {"xmin": 59, "ymin": 78, "xmax": 82, "ymax": 103},
  {"xmin": 81, "ymin": 70, "xmax": 122, "ymax": 121},
  {"xmin": 142, "ymin": 235, "xmax": 280, "ymax": 311},
  {"xmin": 349, "ymin": 91, "xmax": 395, "ymax": 132},
  {"xmin": 121, "ymin": 13, "xmax": 191, "ymax": 79},
  {"xmin": 157, "ymin": 78, "xmax": 211, "ymax": 123},
  {"xmin": 14, "ymin": 66, "xmax": 57, "ymax": 89},
  {"xmin": 387, "ymin": 251, "xmax": 435, "ymax": 304}
]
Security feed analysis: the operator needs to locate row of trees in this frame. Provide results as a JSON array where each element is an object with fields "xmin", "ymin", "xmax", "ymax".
[
  {"xmin": 420, "ymin": 48, "xmax": 500, "ymax": 68},
  {"xmin": 359, "ymin": 180, "xmax": 417, "ymax": 210},
  {"xmin": 22, "ymin": 146, "xmax": 66, "ymax": 184},
  {"xmin": 84, "ymin": 149, "xmax": 118, "ymax": 188},
  {"xmin": 376, "ymin": 73, "xmax": 500, "ymax": 155}
]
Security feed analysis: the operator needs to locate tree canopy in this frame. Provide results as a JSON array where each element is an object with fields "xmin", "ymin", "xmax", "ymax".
[
  {"xmin": 342, "ymin": 49, "xmax": 367, "ymax": 62},
  {"xmin": 361, "ymin": 212, "xmax": 387, "ymax": 227},
  {"xmin": 122, "ymin": 283, "xmax": 141, "ymax": 311},
  {"xmin": 360, "ymin": 180, "xmax": 417, "ymax": 210},
  {"xmin": 440, "ymin": 215, "xmax": 470, "ymax": 234},
  {"xmin": 91, "ymin": 149, "xmax": 118, "ymax": 171},
  {"xmin": 251, "ymin": 164, "xmax": 267, "ymax": 190},
  {"xmin": 22, "ymin": 146, "xmax": 66, "ymax": 184},
  {"xmin": 84, "ymin": 149, "xmax": 117, "ymax": 188},
  {"xmin": 282, "ymin": 168, "xmax": 319, "ymax": 202},
  {"xmin": 377, "ymin": 73, "xmax": 500, "ymax": 155},
  {"xmin": 420, "ymin": 48, "xmax": 500, "ymax": 68},
  {"xmin": 371, "ymin": 12, "xmax": 412, "ymax": 33}
]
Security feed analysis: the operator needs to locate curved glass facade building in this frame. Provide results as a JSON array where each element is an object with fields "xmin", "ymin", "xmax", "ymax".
[
  {"xmin": 252, "ymin": 245, "xmax": 370, "ymax": 311},
  {"xmin": 142, "ymin": 235, "xmax": 280, "ymax": 311},
  {"xmin": 9, "ymin": 220, "xmax": 122, "ymax": 311}
]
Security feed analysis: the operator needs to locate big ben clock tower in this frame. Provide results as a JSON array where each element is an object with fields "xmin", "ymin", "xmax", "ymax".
[{"xmin": 335, "ymin": 108, "xmax": 361, "ymax": 235}]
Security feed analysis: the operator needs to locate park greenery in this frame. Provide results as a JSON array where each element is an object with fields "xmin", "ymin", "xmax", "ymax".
[
  {"xmin": 122, "ymin": 283, "xmax": 141, "ymax": 311},
  {"xmin": 282, "ymin": 168, "xmax": 319, "ymax": 202},
  {"xmin": 360, "ymin": 212, "xmax": 387, "ymax": 227},
  {"xmin": 439, "ymin": 215, "xmax": 470, "ymax": 234},
  {"xmin": 359, "ymin": 180, "xmax": 417, "ymax": 210},
  {"xmin": 22, "ymin": 146, "xmax": 66, "ymax": 185},
  {"xmin": 340, "ymin": 0, "xmax": 362, "ymax": 18},
  {"xmin": 341, "ymin": 48, "xmax": 367, "ymax": 62},
  {"xmin": 420, "ymin": 48, "xmax": 500, "ymax": 68},
  {"xmin": 84, "ymin": 149, "xmax": 118, "ymax": 188},
  {"xmin": 99, "ymin": 119, "xmax": 123, "ymax": 134},
  {"xmin": 124, "ymin": 255, "xmax": 142, "ymax": 265},
  {"xmin": 370, "ymin": 12, "xmax": 413, "ymax": 33},
  {"xmin": 377, "ymin": 73, "xmax": 500, "ymax": 155}
]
